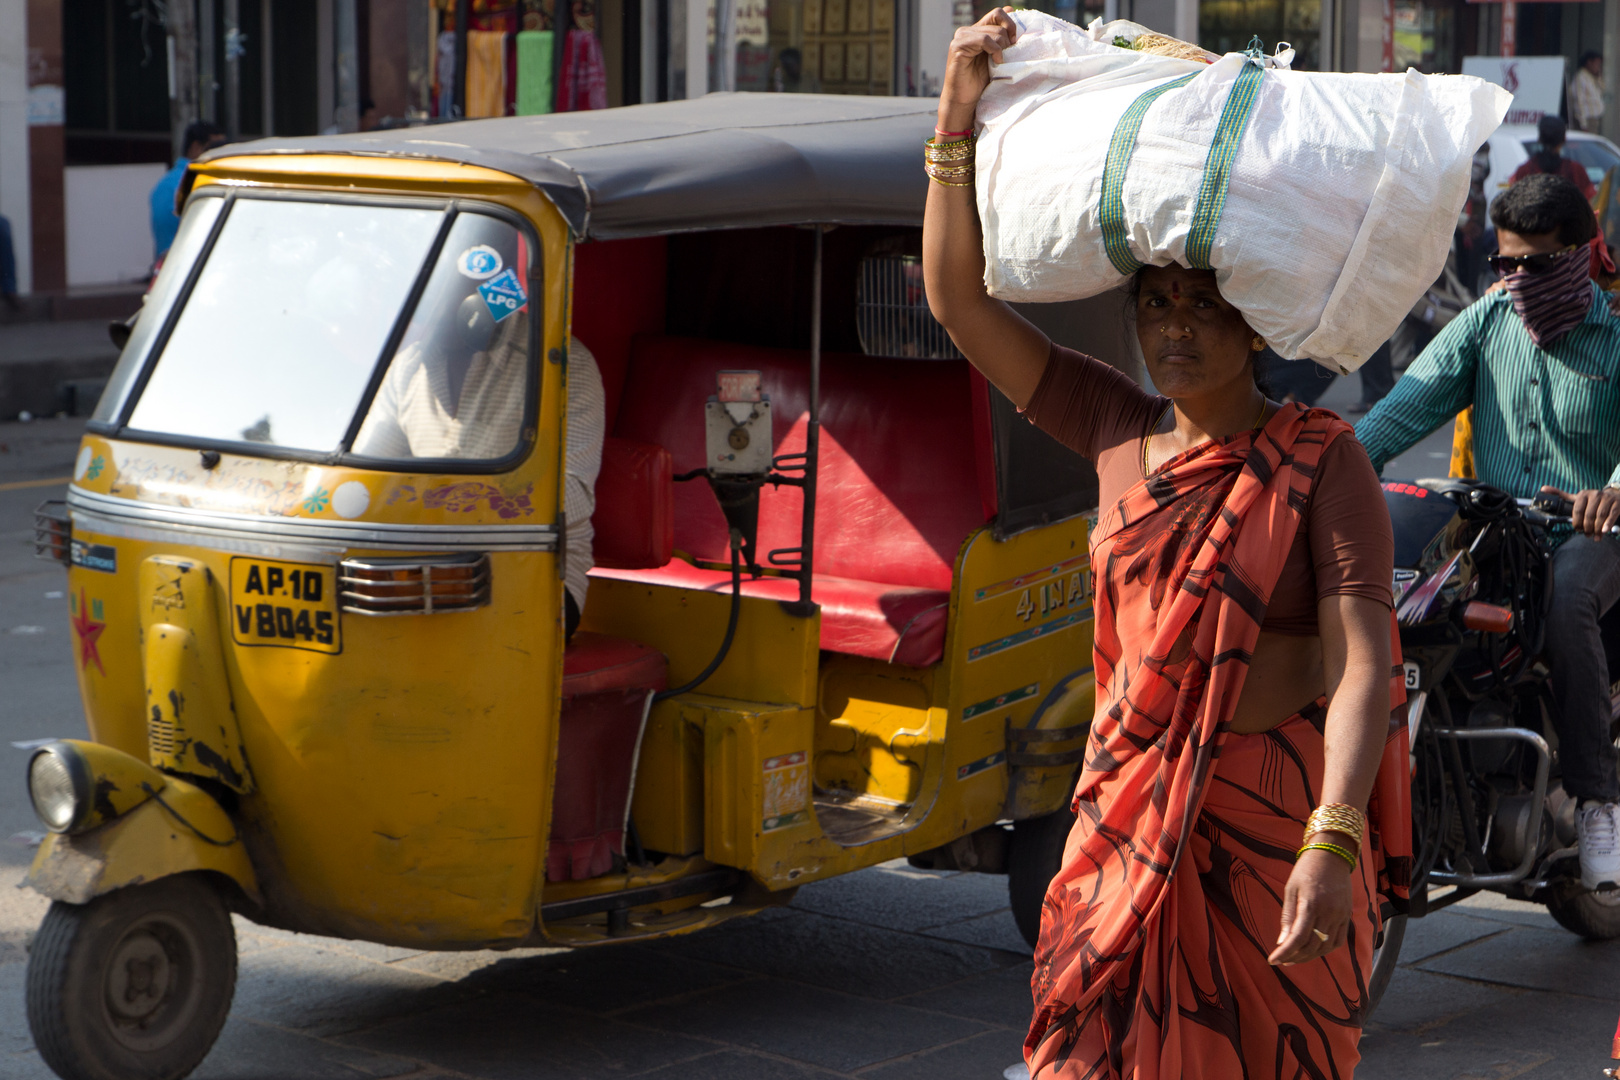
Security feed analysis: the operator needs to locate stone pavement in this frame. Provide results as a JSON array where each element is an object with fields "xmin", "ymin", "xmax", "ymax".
[{"xmin": 2, "ymin": 857, "xmax": 1618, "ymax": 1080}]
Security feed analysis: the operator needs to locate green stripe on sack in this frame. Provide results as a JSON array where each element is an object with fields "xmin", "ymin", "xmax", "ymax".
[
  {"xmin": 1099, "ymin": 72, "xmax": 1196, "ymax": 276},
  {"xmin": 1185, "ymin": 61, "xmax": 1265, "ymax": 270}
]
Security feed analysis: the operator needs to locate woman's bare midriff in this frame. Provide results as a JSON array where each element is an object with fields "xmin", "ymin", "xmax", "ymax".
[{"xmin": 1229, "ymin": 630, "xmax": 1327, "ymax": 734}]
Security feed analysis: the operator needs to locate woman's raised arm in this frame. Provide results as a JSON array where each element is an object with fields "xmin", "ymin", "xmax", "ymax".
[{"xmin": 921, "ymin": 7, "xmax": 1050, "ymax": 408}]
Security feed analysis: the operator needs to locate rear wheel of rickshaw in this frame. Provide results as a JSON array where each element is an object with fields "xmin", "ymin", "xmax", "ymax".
[
  {"xmin": 27, "ymin": 874, "xmax": 237, "ymax": 1080},
  {"xmin": 1008, "ymin": 806, "xmax": 1077, "ymax": 950},
  {"xmin": 1363, "ymin": 912, "xmax": 1407, "ymax": 1018}
]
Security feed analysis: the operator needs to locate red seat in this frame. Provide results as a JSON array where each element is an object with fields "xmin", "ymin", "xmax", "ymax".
[
  {"xmin": 591, "ymin": 437, "xmax": 674, "ymax": 571},
  {"xmin": 598, "ymin": 335, "xmax": 986, "ymax": 668},
  {"xmin": 549, "ymin": 634, "xmax": 667, "ymax": 882}
]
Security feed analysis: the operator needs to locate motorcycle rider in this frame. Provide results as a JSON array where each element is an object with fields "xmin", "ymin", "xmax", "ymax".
[{"xmin": 1356, "ymin": 173, "xmax": 1620, "ymax": 892}]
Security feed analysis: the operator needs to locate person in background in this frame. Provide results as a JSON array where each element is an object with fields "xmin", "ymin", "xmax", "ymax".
[
  {"xmin": 1571, "ymin": 51, "xmax": 1605, "ymax": 135},
  {"xmin": 0, "ymin": 215, "xmax": 17, "ymax": 311},
  {"xmin": 1351, "ymin": 339, "xmax": 1395, "ymax": 414},
  {"xmin": 1511, "ymin": 115, "xmax": 1596, "ymax": 203},
  {"xmin": 1357, "ymin": 174, "xmax": 1620, "ymax": 894},
  {"xmin": 149, "ymin": 121, "xmax": 224, "ymax": 263}
]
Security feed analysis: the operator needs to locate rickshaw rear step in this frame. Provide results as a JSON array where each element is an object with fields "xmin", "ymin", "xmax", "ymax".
[{"xmin": 540, "ymin": 867, "xmax": 742, "ymax": 923}]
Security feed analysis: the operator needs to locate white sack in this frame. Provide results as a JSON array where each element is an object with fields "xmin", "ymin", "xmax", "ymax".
[{"xmin": 975, "ymin": 12, "xmax": 1511, "ymax": 372}]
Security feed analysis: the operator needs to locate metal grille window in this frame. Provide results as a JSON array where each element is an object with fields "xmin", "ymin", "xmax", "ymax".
[{"xmin": 856, "ymin": 255, "xmax": 962, "ymax": 360}]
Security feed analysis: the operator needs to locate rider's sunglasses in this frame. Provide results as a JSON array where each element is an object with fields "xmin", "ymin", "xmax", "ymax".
[{"xmin": 1486, "ymin": 245, "xmax": 1578, "ymax": 275}]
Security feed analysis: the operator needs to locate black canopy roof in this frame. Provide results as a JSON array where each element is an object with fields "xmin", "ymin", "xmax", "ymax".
[{"xmin": 202, "ymin": 94, "xmax": 938, "ymax": 241}]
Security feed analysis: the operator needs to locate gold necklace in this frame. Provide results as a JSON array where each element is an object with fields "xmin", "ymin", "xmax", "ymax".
[{"xmin": 1142, "ymin": 397, "xmax": 1269, "ymax": 477}]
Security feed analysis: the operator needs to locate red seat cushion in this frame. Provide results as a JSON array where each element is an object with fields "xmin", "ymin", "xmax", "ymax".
[
  {"xmin": 591, "ymin": 436, "xmax": 674, "ymax": 571},
  {"xmin": 562, "ymin": 632, "xmax": 667, "ymax": 698},
  {"xmin": 592, "ymin": 563, "xmax": 950, "ymax": 668},
  {"xmin": 613, "ymin": 336, "xmax": 986, "ymax": 592},
  {"xmin": 551, "ymin": 633, "xmax": 668, "ymax": 882}
]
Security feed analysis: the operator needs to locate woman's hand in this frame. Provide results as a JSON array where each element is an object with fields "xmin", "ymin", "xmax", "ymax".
[
  {"xmin": 1268, "ymin": 843, "xmax": 1355, "ymax": 966},
  {"xmin": 938, "ymin": 7, "xmax": 1018, "ymax": 132}
]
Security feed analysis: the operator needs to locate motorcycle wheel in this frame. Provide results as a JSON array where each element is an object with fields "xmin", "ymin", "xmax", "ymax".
[
  {"xmin": 27, "ymin": 874, "xmax": 237, "ymax": 1080},
  {"xmin": 1007, "ymin": 805, "xmax": 1076, "ymax": 951},
  {"xmin": 1363, "ymin": 913, "xmax": 1407, "ymax": 1018},
  {"xmin": 1546, "ymin": 887, "xmax": 1620, "ymax": 940}
]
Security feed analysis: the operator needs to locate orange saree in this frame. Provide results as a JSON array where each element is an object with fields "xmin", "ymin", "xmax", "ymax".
[{"xmin": 1026, "ymin": 404, "xmax": 1411, "ymax": 1080}]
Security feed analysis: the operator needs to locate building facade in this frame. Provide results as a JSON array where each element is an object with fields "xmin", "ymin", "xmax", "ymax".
[{"xmin": 3, "ymin": 0, "xmax": 1617, "ymax": 297}]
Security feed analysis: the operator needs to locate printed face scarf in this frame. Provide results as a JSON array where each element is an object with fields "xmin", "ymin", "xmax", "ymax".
[{"xmin": 1505, "ymin": 245, "xmax": 1594, "ymax": 348}]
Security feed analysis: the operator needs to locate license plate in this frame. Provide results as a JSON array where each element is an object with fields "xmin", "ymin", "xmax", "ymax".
[
  {"xmin": 1403, "ymin": 661, "xmax": 1421, "ymax": 690},
  {"xmin": 229, "ymin": 558, "xmax": 340, "ymax": 654}
]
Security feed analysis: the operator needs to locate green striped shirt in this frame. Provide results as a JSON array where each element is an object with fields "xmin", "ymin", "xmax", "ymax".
[{"xmin": 1356, "ymin": 284, "xmax": 1620, "ymax": 543}]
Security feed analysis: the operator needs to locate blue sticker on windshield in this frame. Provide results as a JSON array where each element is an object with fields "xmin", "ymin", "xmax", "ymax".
[
  {"xmin": 478, "ymin": 268, "xmax": 527, "ymax": 323},
  {"xmin": 457, "ymin": 245, "xmax": 503, "ymax": 280}
]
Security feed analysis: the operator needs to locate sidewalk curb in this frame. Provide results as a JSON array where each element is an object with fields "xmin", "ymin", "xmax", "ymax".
[{"xmin": 0, "ymin": 357, "xmax": 117, "ymax": 421}]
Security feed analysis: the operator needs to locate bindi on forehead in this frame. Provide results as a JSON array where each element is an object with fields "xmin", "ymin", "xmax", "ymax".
[{"xmin": 1170, "ymin": 281, "xmax": 1181, "ymax": 299}]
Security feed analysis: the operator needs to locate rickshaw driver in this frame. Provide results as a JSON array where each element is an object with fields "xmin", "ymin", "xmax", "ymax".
[{"xmin": 352, "ymin": 304, "xmax": 605, "ymax": 640}]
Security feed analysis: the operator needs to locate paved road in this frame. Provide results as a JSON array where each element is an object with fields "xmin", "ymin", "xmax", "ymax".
[{"xmin": 1, "ymin": 375, "xmax": 1615, "ymax": 1080}]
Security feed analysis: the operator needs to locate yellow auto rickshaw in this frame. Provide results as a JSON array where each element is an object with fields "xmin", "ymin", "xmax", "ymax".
[{"xmin": 24, "ymin": 95, "xmax": 1138, "ymax": 1080}]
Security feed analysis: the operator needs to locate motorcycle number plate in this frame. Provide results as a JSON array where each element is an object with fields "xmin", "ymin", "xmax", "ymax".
[
  {"xmin": 1402, "ymin": 661, "xmax": 1421, "ymax": 690},
  {"xmin": 228, "ymin": 558, "xmax": 341, "ymax": 654}
]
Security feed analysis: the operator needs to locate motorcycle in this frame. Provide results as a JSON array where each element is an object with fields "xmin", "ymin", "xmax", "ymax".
[{"xmin": 1367, "ymin": 478, "xmax": 1620, "ymax": 1013}]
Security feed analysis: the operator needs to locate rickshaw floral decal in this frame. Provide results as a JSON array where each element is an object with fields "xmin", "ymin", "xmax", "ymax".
[
  {"xmin": 388, "ymin": 481, "xmax": 535, "ymax": 518},
  {"xmin": 301, "ymin": 488, "xmax": 331, "ymax": 514}
]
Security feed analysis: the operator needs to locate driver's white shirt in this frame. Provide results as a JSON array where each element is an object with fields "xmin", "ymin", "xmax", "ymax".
[{"xmin": 352, "ymin": 327, "xmax": 604, "ymax": 612}]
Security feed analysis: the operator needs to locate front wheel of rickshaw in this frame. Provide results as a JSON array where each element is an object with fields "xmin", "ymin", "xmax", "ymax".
[
  {"xmin": 27, "ymin": 874, "xmax": 237, "ymax": 1080},
  {"xmin": 1007, "ymin": 806, "xmax": 1077, "ymax": 951}
]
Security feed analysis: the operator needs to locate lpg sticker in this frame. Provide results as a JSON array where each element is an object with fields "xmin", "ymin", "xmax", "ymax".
[
  {"xmin": 477, "ymin": 267, "xmax": 527, "ymax": 323},
  {"xmin": 762, "ymin": 751, "xmax": 810, "ymax": 832},
  {"xmin": 456, "ymin": 245, "xmax": 503, "ymax": 280}
]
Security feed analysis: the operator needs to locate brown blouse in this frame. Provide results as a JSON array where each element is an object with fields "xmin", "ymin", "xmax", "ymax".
[{"xmin": 1025, "ymin": 343, "xmax": 1394, "ymax": 635}]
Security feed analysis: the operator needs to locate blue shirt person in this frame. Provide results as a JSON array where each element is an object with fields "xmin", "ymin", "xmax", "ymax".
[
  {"xmin": 1356, "ymin": 174, "xmax": 1620, "ymax": 894},
  {"xmin": 150, "ymin": 122, "xmax": 224, "ymax": 262}
]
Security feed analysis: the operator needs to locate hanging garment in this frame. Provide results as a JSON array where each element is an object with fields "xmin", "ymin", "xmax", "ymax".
[
  {"xmin": 559, "ymin": 29, "xmax": 608, "ymax": 112},
  {"xmin": 516, "ymin": 30, "xmax": 555, "ymax": 115},
  {"xmin": 466, "ymin": 30, "xmax": 509, "ymax": 118}
]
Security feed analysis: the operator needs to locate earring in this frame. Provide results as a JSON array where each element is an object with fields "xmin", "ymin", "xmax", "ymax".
[{"xmin": 1251, "ymin": 335, "xmax": 1264, "ymax": 352}]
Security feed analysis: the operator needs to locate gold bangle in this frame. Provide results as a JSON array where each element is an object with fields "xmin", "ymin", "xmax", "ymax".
[
  {"xmin": 1297, "ymin": 841, "xmax": 1358, "ymax": 871},
  {"xmin": 924, "ymin": 135, "xmax": 977, "ymax": 162},
  {"xmin": 1305, "ymin": 803, "xmax": 1365, "ymax": 846},
  {"xmin": 924, "ymin": 161, "xmax": 975, "ymax": 185}
]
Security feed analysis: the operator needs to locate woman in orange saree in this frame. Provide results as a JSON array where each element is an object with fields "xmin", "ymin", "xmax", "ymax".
[{"xmin": 921, "ymin": 11, "xmax": 1412, "ymax": 1078}]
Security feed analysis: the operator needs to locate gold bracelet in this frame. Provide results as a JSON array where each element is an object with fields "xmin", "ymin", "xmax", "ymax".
[
  {"xmin": 1298, "ymin": 841, "xmax": 1358, "ymax": 870},
  {"xmin": 1304, "ymin": 803, "xmax": 1364, "ymax": 847},
  {"xmin": 925, "ymin": 170, "xmax": 973, "ymax": 188},
  {"xmin": 924, "ymin": 135, "xmax": 976, "ymax": 162},
  {"xmin": 924, "ymin": 164, "xmax": 974, "ymax": 180}
]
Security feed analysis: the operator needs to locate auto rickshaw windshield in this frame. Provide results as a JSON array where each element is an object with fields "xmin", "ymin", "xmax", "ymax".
[{"xmin": 98, "ymin": 195, "xmax": 535, "ymax": 465}]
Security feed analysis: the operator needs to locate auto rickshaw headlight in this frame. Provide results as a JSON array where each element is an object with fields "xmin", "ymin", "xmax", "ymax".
[{"xmin": 28, "ymin": 743, "xmax": 89, "ymax": 833}]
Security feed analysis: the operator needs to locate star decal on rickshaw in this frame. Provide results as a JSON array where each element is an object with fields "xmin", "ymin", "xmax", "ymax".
[{"xmin": 70, "ymin": 588, "xmax": 106, "ymax": 675}]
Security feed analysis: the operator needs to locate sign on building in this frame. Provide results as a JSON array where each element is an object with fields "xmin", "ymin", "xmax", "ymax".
[{"xmin": 1462, "ymin": 56, "xmax": 1565, "ymax": 126}]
